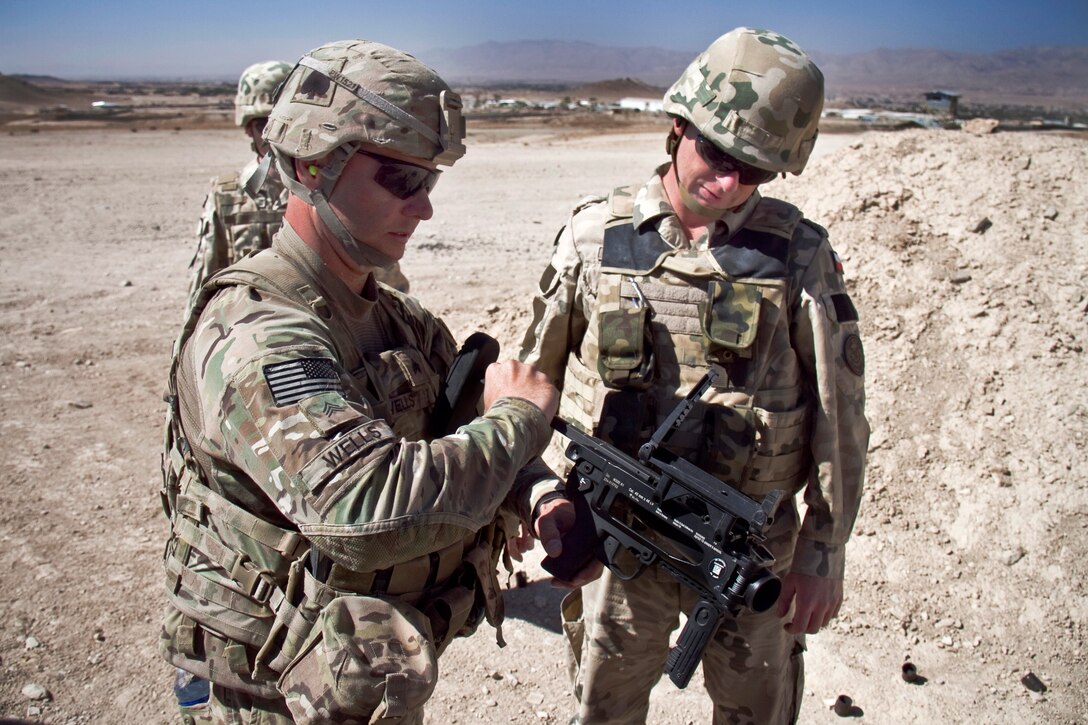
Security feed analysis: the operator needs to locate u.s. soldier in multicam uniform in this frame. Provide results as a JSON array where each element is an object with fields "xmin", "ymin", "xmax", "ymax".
[
  {"xmin": 520, "ymin": 28, "xmax": 870, "ymax": 724},
  {"xmin": 159, "ymin": 40, "xmax": 591, "ymax": 725},
  {"xmin": 187, "ymin": 59, "xmax": 409, "ymax": 315}
]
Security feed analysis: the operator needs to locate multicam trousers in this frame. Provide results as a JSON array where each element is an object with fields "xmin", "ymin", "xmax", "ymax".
[{"xmin": 563, "ymin": 506, "xmax": 805, "ymax": 725}]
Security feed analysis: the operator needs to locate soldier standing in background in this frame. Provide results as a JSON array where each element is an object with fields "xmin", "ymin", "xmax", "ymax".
[
  {"xmin": 520, "ymin": 27, "xmax": 869, "ymax": 724},
  {"xmin": 187, "ymin": 59, "xmax": 407, "ymax": 314},
  {"xmin": 160, "ymin": 39, "xmax": 588, "ymax": 724}
]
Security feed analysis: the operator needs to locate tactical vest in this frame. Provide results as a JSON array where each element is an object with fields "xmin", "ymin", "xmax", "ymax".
[
  {"xmin": 211, "ymin": 172, "xmax": 285, "ymax": 264},
  {"xmin": 556, "ymin": 187, "xmax": 818, "ymax": 501},
  {"xmin": 161, "ymin": 250, "xmax": 508, "ymax": 698}
]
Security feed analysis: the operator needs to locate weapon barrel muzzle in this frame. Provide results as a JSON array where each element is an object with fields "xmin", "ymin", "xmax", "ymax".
[{"xmin": 744, "ymin": 570, "xmax": 782, "ymax": 613}]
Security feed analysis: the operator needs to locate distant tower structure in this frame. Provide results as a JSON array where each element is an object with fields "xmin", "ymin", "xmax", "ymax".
[{"xmin": 925, "ymin": 90, "xmax": 960, "ymax": 119}]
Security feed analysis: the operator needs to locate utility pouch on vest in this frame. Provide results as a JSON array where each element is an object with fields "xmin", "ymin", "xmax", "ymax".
[
  {"xmin": 701, "ymin": 280, "xmax": 762, "ymax": 362},
  {"xmin": 278, "ymin": 595, "xmax": 438, "ymax": 724},
  {"xmin": 596, "ymin": 278, "xmax": 655, "ymax": 390},
  {"xmin": 422, "ymin": 574, "xmax": 479, "ymax": 655}
]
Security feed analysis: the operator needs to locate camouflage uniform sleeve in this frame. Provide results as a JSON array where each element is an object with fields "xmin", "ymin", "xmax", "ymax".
[
  {"xmin": 503, "ymin": 457, "xmax": 564, "ymax": 527},
  {"xmin": 515, "ymin": 209, "xmax": 602, "ymax": 518},
  {"xmin": 186, "ymin": 184, "xmax": 229, "ymax": 305},
  {"xmin": 518, "ymin": 212, "xmax": 591, "ymax": 385},
  {"xmin": 189, "ymin": 287, "xmax": 553, "ymax": 571},
  {"xmin": 790, "ymin": 228, "xmax": 870, "ymax": 579}
]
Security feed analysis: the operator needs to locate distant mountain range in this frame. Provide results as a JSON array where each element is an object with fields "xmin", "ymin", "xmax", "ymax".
[
  {"xmin": 424, "ymin": 41, "xmax": 1088, "ymax": 104},
  {"xmin": 5, "ymin": 42, "xmax": 1086, "ymax": 111}
]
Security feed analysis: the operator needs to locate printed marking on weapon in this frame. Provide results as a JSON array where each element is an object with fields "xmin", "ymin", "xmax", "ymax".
[{"xmin": 693, "ymin": 531, "xmax": 723, "ymax": 553}]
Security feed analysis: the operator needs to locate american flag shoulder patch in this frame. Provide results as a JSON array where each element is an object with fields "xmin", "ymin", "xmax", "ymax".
[{"xmin": 263, "ymin": 357, "xmax": 344, "ymax": 406}]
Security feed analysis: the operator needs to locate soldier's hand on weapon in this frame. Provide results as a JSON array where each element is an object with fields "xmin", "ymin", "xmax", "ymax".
[
  {"xmin": 482, "ymin": 361, "xmax": 559, "ymax": 420},
  {"xmin": 777, "ymin": 572, "xmax": 843, "ymax": 634},
  {"xmin": 535, "ymin": 495, "xmax": 604, "ymax": 588}
]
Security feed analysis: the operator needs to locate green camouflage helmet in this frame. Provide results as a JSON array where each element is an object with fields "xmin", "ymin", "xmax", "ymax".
[
  {"xmin": 235, "ymin": 60, "xmax": 293, "ymax": 127},
  {"xmin": 663, "ymin": 27, "xmax": 824, "ymax": 175},
  {"xmin": 264, "ymin": 39, "xmax": 466, "ymax": 167}
]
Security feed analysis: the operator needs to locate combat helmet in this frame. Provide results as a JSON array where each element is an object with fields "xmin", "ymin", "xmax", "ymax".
[
  {"xmin": 663, "ymin": 27, "xmax": 824, "ymax": 176},
  {"xmin": 260, "ymin": 39, "xmax": 466, "ymax": 267},
  {"xmin": 235, "ymin": 60, "xmax": 293, "ymax": 127}
]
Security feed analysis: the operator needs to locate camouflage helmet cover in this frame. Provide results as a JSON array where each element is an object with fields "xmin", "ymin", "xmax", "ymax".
[
  {"xmin": 264, "ymin": 39, "xmax": 466, "ymax": 167},
  {"xmin": 663, "ymin": 28, "xmax": 824, "ymax": 175},
  {"xmin": 235, "ymin": 60, "xmax": 293, "ymax": 127}
]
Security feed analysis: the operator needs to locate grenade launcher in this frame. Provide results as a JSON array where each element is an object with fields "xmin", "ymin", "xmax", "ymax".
[{"xmin": 542, "ymin": 369, "xmax": 784, "ymax": 688}]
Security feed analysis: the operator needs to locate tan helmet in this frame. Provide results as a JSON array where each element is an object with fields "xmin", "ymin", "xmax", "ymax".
[
  {"xmin": 663, "ymin": 27, "xmax": 824, "ymax": 176},
  {"xmin": 235, "ymin": 60, "xmax": 293, "ymax": 127},
  {"xmin": 260, "ymin": 40, "xmax": 466, "ymax": 268},
  {"xmin": 264, "ymin": 39, "xmax": 465, "ymax": 167}
]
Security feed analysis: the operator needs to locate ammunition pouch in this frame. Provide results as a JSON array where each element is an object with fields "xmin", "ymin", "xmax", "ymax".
[
  {"xmin": 596, "ymin": 295, "xmax": 655, "ymax": 391},
  {"xmin": 700, "ymin": 280, "xmax": 762, "ymax": 362}
]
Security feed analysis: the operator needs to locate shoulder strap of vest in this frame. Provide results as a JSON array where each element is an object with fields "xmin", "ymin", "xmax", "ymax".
[
  {"xmin": 711, "ymin": 197, "xmax": 806, "ymax": 280},
  {"xmin": 567, "ymin": 191, "xmax": 607, "ymax": 220},
  {"xmin": 606, "ymin": 184, "xmax": 639, "ymax": 220},
  {"xmin": 211, "ymin": 173, "xmax": 250, "ymax": 222},
  {"xmin": 599, "ymin": 184, "xmax": 674, "ymax": 274},
  {"xmin": 168, "ymin": 249, "xmax": 339, "ymax": 405},
  {"xmin": 600, "ymin": 220, "xmax": 674, "ymax": 275},
  {"xmin": 213, "ymin": 172, "xmax": 241, "ymax": 190},
  {"xmin": 743, "ymin": 197, "xmax": 803, "ymax": 239},
  {"xmin": 224, "ymin": 250, "xmax": 325, "ymax": 311}
]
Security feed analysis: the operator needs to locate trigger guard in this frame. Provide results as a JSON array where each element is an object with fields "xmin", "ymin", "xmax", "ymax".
[{"xmin": 603, "ymin": 537, "xmax": 654, "ymax": 581}]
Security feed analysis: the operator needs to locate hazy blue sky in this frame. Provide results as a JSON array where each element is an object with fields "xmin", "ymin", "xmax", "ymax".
[{"xmin": 1, "ymin": 0, "xmax": 1085, "ymax": 79}]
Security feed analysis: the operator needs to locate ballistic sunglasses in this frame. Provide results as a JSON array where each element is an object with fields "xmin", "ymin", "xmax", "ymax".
[
  {"xmin": 694, "ymin": 134, "xmax": 778, "ymax": 186},
  {"xmin": 358, "ymin": 150, "xmax": 441, "ymax": 200}
]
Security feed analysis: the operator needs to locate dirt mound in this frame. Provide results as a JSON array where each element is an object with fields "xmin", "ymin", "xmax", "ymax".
[
  {"xmin": 0, "ymin": 74, "xmax": 63, "ymax": 109},
  {"xmin": 570, "ymin": 76, "xmax": 664, "ymax": 100},
  {"xmin": 763, "ymin": 128, "xmax": 1088, "ymax": 718}
]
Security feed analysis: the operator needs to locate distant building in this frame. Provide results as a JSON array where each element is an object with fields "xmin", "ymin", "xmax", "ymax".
[
  {"xmin": 618, "ymin": 97, "xmax": 663, "ymax": 113},
  {"xmin": 924, "ymin": 91, "xmax": 960, "ymax": 119},
  {"xmin": 824, "ymin": 108, "xmax": 878, "ymax": 123},
  {"xmin": 822, "ymin": 107, "xmax": 944, "ymax": 129}
]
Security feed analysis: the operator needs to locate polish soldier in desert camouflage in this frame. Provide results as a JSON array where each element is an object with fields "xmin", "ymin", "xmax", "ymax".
[
  {"xmin": 520, "ymin": 28, "xmax": 870, "ymax": 724},
  {"xmin": 160, "ymin": 39, "xmax": 581, "ymax": 724},
  {"xmin": 187, "ymin": 59, "xmax": 409, "ymax": 312}
]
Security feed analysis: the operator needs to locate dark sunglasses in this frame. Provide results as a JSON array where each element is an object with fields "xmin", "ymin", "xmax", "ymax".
[
  {"xmin": 358, "ymin": 150, "xmax": 440, "ymax": 200},
  {"xmin": 694, "ymin": 134, "xmax": 777, "ymax": 186}
]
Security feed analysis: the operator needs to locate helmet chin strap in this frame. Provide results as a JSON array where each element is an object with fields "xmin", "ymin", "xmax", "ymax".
[
  {"xmin": 273, "ymin": 145, "xmax": 397, "ymax": 269},
  {"xmin": 670, "ymin": 143, "xmax": 731, "ymax": 221}
]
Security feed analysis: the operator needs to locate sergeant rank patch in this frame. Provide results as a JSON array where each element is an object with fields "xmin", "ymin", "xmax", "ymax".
[{"xmin": 263, "ymin": 357, "xmax": 344, "ymax": 406}]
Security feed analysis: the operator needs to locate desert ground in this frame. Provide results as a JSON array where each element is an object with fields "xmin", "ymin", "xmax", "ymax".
[{"xmin": 0, "ymin": 119, "xmax": 1085, "ymax": 724}]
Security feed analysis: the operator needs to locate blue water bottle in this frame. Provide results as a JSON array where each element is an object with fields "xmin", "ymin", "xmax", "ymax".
[{"xmin": 174, "ymin": 667, "xmax": 210, "ymax": 724}]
